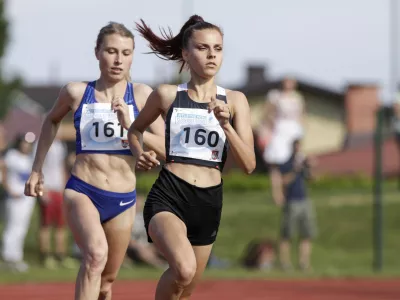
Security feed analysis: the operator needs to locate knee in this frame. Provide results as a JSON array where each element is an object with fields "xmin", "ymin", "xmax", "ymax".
[
  {"xmin": 82, "ymin": 242, "xmax": 108, "ymax": 277},
  {"xmin": 173, "ymin": 259, "xmax": 197, "ymax": 288}
]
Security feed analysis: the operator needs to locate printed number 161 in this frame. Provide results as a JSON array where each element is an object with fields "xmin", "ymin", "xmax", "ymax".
[{"xmin": 93, "ymin": 121, "xmax": 124, "ymax": 138}]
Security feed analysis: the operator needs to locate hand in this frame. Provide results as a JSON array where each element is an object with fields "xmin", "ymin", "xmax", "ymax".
[
  {"xmin": 208, "ymin": 96, "xmax": 231, "ymax": 128},
  {"xmin": 112, "ymin": 96, "xmax": 131, "ymax": 130},
  {"xmin": 294, "ymin": 153, "xmax": 306, "ymax": 172},
  {"xmin": 38, "ymin": 190, "xmax": 50, "ymax": 204},
  {"xmin": 274, "ymin": 193, "xmax": 285, "ymax": 207},
  {"xmin": 136, "ymin": 150, "xmax": 160, "ymax": 171},
  {"xmin": 24, "ymin": 171, "xmax": 44, "ymax": 197}
]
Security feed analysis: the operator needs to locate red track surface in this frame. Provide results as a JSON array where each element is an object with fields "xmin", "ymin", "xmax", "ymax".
[{"xmin": 0, "ymin": 279, "xmax": 399, "ymax": 299}]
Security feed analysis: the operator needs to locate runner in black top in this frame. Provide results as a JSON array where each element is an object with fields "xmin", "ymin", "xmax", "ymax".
[{"xmin": 128, "ymin": 15, "xmax": 255, "ymax": 300}]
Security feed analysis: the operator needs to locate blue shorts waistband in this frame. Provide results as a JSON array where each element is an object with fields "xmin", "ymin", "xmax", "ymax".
[{"xmin": 67, "ymin": 174, "xmax": 136, "ymax": 197}]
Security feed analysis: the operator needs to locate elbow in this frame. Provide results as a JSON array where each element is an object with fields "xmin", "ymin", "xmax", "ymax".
[
  {"xmin": 127, "ymin": 123, "xmax": 136, "ymax": 135},
  {"xmin": 45, "ymin": 113, "xmax": 61, "ymax": 127},
  {"xmin": 128, "ymin": 122, "xmax": 144, "ymax": 137},
  {"xmin": 243, "ymin": 159, "xmax": 256, "ymax": 175},
  {"xmin": 127, "ymin": 126, "xmax": 142, "ymax": 142}
]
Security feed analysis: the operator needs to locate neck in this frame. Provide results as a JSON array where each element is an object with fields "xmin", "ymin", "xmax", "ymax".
[
  {"xmin": 283, "ymin": 89, "xmax": 294, "ymax": 94},
  {"xmin": 187, "ymin": 74, "xmax": 216, "ymax": 102},
  {"xmin": 96, "ymin": 76, "xmax": 127, "ymax": 101}
]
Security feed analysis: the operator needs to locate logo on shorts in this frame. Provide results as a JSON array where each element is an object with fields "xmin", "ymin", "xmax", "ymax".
[
  {"xmin": 211, "ymin": 150, "xmax": 219, "ymax": 160},
  {"xmin": 121, "ymin": 139, "xmax": 129, "ymax": 148},
  {"xmin": 119, "ymin": 199, "xmax": 135, "ymax": 206}
]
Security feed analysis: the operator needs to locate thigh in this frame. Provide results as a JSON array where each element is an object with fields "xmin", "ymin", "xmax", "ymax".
[
  {"xmin": 102, "ymin": 204, "xmax": 135, "ymax": 275},
  {"xmin": 186, "ymin": 204, "xmax": 222, "ymax": 246},
  {"xmin": 63, "ymin": 189, "xmax": 107, "ymax": 253},
  {"xmin": 280, "ymin": 203, "xmax": 296, "ymax": 240},
  {"xmin": 148, "ymin": 211, "xmax": 196, "ymax": 271},
  {"xmin": 299, "ymin": 201, "xmax": 317, "ymax": 240}
]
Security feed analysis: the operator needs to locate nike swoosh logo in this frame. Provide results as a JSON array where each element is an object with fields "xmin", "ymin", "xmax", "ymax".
[{"xmin": 119, "ymin": 199, "xmax": 135, "ymax": 206}]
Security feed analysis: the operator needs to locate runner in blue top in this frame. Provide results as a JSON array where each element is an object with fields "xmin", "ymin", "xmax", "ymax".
[{"xmin": 24, "ymin": 22, "xmax": 165, "ymax": 300}]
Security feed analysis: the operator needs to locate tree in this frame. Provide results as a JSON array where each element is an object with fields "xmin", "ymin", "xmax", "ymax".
[{"xmin": 0, "ymin": 0, "xmax": 21, "ymax": 119}]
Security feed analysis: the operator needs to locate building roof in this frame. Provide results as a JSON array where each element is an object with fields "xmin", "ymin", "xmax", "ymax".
[
  {"xmin": 236, "ymin": 65, "xmax": 344, "ymax": 101},
  {"xmin": 238, "ymin": 79, "xmax": 344, "ymax": 101},
  {"xmin": 21, "ymin": 85, "xmax": 61, "ymax": 111}
]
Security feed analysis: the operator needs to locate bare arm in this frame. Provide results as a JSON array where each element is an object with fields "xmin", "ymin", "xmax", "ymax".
[
  {"xmin": 134, "ymin": 83, "xmax": 166, "ymax": 160},
  {"xmin": 264, "ymin": 90, "xmax": 279, "ymax": 129},
  {"xmin": 224, "ymin": 91, "xmax": 256, "ymax": 174},
  {"xmin": 299, "ymin": 94, "xmax": 306, "ymax": 127},
  {"xmin": 282, "ymin": 171, "xmax": 297, "ymax": 185},
  {"xmin": 128, "ymin": 84, "xmax": 174, "ymax": 162},
  {"xmin": 32, "ymin": 83, "xmax": 82, "ymax": 172},
  {"xmin": 1, "ymin": 164, "xmax": 15, "ymax": 197},
  {"xmin": 282, "ymin": 156, "xmax": 315, "ymax": 185},
  {"xmin": 394, "ymin": 101, "xmax": 400, "ymax": 119},
  {"xmin": 270, "ymin": 166, "xmax": 284, "ymax": 206},
  {"xmin": 25, "ymin": 83, "xmax": 83, "ymax": 197},
  {"xmin": 263, "ymin": 100, "xmax": 276, "ymax": 129}
]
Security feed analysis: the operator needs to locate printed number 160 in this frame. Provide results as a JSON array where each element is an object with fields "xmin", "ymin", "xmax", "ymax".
[{"xmin": 183, "ymin": 127, "xmax": 219, "ymax": 147}]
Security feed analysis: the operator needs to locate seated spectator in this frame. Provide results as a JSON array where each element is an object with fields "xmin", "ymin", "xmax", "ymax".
[
  {"xmin": 126, "ymin": 195, "xmax": 167, "ymax": 269},
  {"xmin": 241, "ymin": 238, "xmax": 276, "ymax": 271}
]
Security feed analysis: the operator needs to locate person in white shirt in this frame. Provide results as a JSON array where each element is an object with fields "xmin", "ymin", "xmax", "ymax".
[
  {"xmin": 38, "ymin": 137, "xmax": 77, "ymax": 269},
  {"xmin": 0, "ymin": 124, "xmax": 8, "ymax": 222},
  {"xmin": 1, "ymin": 134, "xmax": 35, "ymax": 272},
  {"xmin": 262, "ymin": 77, "xmax": 305, "ymax": 205}
]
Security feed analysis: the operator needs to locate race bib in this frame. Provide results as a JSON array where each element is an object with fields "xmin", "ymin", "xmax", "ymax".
[
  {"xmin": 80, "ymin": 103, "xmax": 135, "ymax": 151},
  {"xmin": 169, "ymin": 107, "xmax": 226, "ymax": 162}
]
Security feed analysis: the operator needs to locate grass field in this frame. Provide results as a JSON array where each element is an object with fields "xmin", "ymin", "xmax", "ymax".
[{"xmin": 0, "ymin": 189, "xmax": 399, "ymax": 284}]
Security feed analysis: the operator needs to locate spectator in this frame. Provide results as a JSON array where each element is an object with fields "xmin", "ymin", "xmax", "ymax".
[
  {"xmin": 262, "ymin": 77, "xmax": 305, "ymax": 205},
  {"xmin": 0, "ymin": 124, "xmax": 8, "ymax": 222},
  {"xmin": 38, "ymin": 137, "xmax": 77, "ymax": 269},
  {"xmin": 126, "ymin": 194, "xmax": 167, "ymax": 269},
  {"xmin": 276, "ymin": 139, "xmax": 317, "ymax": 272},
  {"xmin": 1, "ymin": 133, "xmax": 35, "ymax": 272},
  {"xmin": 241, "ymin": 238, "xmax": 276, "ymax": 271}
]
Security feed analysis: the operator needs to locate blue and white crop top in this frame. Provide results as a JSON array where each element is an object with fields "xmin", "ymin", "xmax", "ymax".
[{"xmin": 74, "ymin": 81, "xmax": 139, "ymax": 155}]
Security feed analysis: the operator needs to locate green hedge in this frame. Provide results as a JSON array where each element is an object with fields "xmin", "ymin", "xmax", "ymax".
[{"xmin": 136, "ymin": 170, "xmax": 398, "ymax": 194}]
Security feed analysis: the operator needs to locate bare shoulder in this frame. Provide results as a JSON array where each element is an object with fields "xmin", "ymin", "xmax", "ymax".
[
  {"xmin": 154, "ymin": 84, "xmax": 178, "ymax": 110},
  {"xmin": 62, "ymin": 81, "xmax": 87, "ymax": 99},
  {"xmin": 133, "ymin": 83, "xmax": 153, "ymax": 109},
  {"xmin": 155, "ymin": 84, "xmax": 178, "ymax": 99},
  {"xmin": 133, "ymin": 82, "xmax": 153, "ymax": 96},
  {"xmin": 225, "ymin": 89, "xmax": 249, "ymax": 107},
  {"xmin": 60, "ymin": 81, "xmax": 88, "ymax": 107}
]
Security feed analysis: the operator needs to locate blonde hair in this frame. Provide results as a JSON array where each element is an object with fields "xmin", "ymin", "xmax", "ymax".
[
  {"xmin": 95, "ymin": 22, "xmax": 135, "ymax": 51},
  {"xmin": 96, "ymin": 22, "xmax": 134, "ymax": 82}
]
